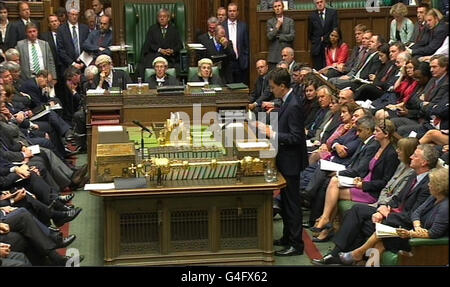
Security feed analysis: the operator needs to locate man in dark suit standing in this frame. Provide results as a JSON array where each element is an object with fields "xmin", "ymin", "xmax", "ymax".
[
  {"xmin": 254, "ymin": 68, "xmax": 308, "ymax": 256},
  {"xmin": 139, "ymin": 8, "xmax": 183, "ymax": 79},
  {"xmin": 222, "ymin": 3, "xmax": 249, "ymax": 84},
  {"xmin": 7, "ymin": 2, "xmax": 40, "ymax": 50},
  {"xmin": 308, "ymin": 0, "xmax": 338, "ymax": 70},
  {"xmin": 0, "ymin": 2, "xmax": 15, "ymax": 54},
  {"xmin": 56, "ymin": 8, "xmax": 90, "ymax": 72},
  {"xmin": 40, "ymin": 14, "xmax": 62, "ymax": 81}
]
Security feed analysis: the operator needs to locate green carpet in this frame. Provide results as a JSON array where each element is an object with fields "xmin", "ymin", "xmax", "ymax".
[{"xmin": 71, "ymin": 154, "xmax": 334, "ymax": 266}]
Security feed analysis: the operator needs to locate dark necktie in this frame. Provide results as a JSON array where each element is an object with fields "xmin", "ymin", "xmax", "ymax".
[
  {"xmin": 380, "ymin": 65, "xmax": 394, "ymax": 82},
  {"xmin": 425, "ymin": 80, "xmax": 438, "ymax": 102},
  {"xmin": 319, "ymin": 12, "xmax": 325, "ymax": 26},
  {"xmin": 72, "ymin": 25, "xmax": 80, "ymax": 57},
  {"xmin": 357, "ymin": 50, "xmax": 369, "ymax": 70},
  {"xmin": 392, "ymin": 178, "xmax": 418, "ymax": 213},
  {"xmin": 98, "ymin": 33, "xmax": 105, "ymax": 47},
  {"xmin": 162, "ymin": 27, "xmax": 167, "ymax": 39}
]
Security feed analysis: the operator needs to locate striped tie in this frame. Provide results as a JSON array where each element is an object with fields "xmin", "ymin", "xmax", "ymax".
[
  {"xmin": 72, "ymin": 25, "xmax": 80, "ymax": 57},
  {"xmin": 31, "ymin": 43, "xmax": 40, "ymax": 74}
]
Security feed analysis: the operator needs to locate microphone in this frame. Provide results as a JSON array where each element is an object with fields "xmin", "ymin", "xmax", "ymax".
[{"xmin": 132, "ymin": 120, "xmax": 152, "ymax": 135}]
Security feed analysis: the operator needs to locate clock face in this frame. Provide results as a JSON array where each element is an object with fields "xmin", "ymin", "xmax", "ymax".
[{"xmin": 65, "ymin": 0, "xmax": 80, "ymax": 12}]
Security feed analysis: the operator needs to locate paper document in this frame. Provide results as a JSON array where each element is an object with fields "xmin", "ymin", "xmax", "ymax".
[
  {"xmin": 187, "ymin": 43, "xmax": 206, "ymax": 50},
  {"xmin": 236, "ymin": 141, "xmax": 270, "ymax": 149},
  {"xmin": 375, "ymin": 223, "xmax": 400, "ymax": 238},
  {"xmin": 306, "ymin": 140, "xmax": 315, "ymax": 148},
  {"xmin": 98, "ymin": 126, "xmax": 124, "ymax": 132},
  {"xmin": 320, "ymin": 159, "xmax": 346, "ymax": 172},
  {"xmin": 84, "ymin": 183, "xmax": 115, "ymax": 191},
  {"xmin": 187, "ymin": 82, "xmax": 208, "ymax": 87},
  {"xmin": 78, "ymin": 51, "xmax": 94, "ymax": 66},
  {"xmin": 338, "ymin": 175, "xmax": 356, "ymax": 188},
  {"xmin": 29, "ymin": 108, "xmax": 50, "ymax": 121},
  {"xmin": 28, "ymin": 145, "xmax": 41, "ymax": 155}
]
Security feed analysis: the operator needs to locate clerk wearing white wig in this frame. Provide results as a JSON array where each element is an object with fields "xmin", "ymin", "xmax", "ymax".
[
  {"xmin": 189, "ymin": 58, "xmax": 223, "ymax": 85},
  {"xmin": 147, "ymin": 56, "xmax": 180, "ymax": 89},
  {"xmin": 94, "ymin": 54, "xmax": 132, "ymax": 90}
]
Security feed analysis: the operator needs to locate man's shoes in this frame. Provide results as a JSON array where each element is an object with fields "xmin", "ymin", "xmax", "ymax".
[
  {"xmin": 311, "ymin": 254, "xmax": 342, "ymax": 266},
  {"xmin": 58, "ymin": 193, "xmax": 75, "ymax": 204},
  {"xmin": 55, "ymin": 234, "xmax": 77, "ymax": 249},
  {"xmin": 57, "ymin": 254, "xmax": 85, "ymax": 266},
  {"xmin": 273, "ymin": 238, "xmax": 288, "ymax": 246},
  {"xmin": 273, "ymin": 207, "xmax": 281, "ymax": 217},
  {"xmin": 71, "ymin": 164, "xmax": 88, "ymax": 184},
  {"xmin": 274, "ymin": 246, "xmax": 303, "ymax": 256},
  {"xmin": 338, "ymin": 251, "xmax": 356, "ymax": 266},
  {"xmin": 53, "ymin": 207, "xmax": 82, "ymax": 228}
]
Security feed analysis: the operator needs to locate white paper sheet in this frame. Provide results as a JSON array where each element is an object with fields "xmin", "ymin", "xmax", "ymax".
[
  {"xmin": 84, "ymin": 183, "xmax": 115, "ymax": 191},
  {"xmin": 320, "ymin": 159, "xmax": 346, "ymax": 172}
]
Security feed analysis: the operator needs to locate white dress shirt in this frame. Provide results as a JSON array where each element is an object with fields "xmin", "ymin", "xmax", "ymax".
[
  {"xmin": 28, "ymin": 40, "xmax": 44, "ymax": 72},
  {"xmin": 227, "ymin": 19, "xmax": 238, "ymax": 59}
]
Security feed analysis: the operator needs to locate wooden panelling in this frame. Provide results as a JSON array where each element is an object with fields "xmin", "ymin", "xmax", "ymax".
[{"xmin": 248, "ymin": 6, "xmax": 417, "ymax": 88}]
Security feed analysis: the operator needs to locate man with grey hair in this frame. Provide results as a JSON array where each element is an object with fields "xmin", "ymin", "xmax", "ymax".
[
  {"xmin": 56, "ymin": 8, "xmax": 90, "ymax": 71},
  {"xmin": 267, "ymin": 1, "xmax": 295, "ymax": 69},
  {"xmin": 197, "ymin": 16, "xmax": 220, "ymax": 60},
  {"xmin": 281, "ymin": 47, "xmax": 296, "ymax": 74},
  {"xmin": 4, "ymin": 48, "xmax": 20, "ymax": 64},
  {"xmin": 139, "ymin": 8, "xmax": 183, "ymax": 78}
]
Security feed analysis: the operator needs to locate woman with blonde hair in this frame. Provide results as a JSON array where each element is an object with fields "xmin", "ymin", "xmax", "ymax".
[
  {"xmin": 389, "ymin": 2, "xmax": 414, "ymax": 44},
  {"xmin": 311, "ymin": 119, "xmax": 400, "ymax": 242},
  {"xmin": 189, "ymin": 58, "xmax": 223, "ymax": 86}
]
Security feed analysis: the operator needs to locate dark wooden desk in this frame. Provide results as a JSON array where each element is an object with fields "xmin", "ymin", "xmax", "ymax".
[{"xmin": 89, "ymin": 126, "xmax": 284, "ymax": 266}]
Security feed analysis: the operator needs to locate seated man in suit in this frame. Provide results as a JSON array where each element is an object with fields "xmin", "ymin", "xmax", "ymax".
[
  {"xmin": 81, "ymin": 15, "xmax": 113, "ymax": 60},
  {"xmin": 248, "ymin": 59, "xmax": 273, "ymax": 114},
  {"xmin": 139, "ymin": 8, "xmax": 183, "ymax": 78},
  {"xmin": 94, "ymin": 55, "xmax": 131, "ymax": 90},
  {"xmin": 329, "ymin": 32, "xmax": 383, "ymax": 91},
  {"xmin": 147, "ymin": 57, "xmax": 180, "ymax": 89}
]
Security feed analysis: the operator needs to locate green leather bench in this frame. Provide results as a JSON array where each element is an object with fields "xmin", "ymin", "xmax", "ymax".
[
  {"xmin": 124, "ymin": 2, "xmax": 186, "ymax": 75},
  {"xmin": 382, "ymin": 237, "xmax": 449, "ymax": 266}
]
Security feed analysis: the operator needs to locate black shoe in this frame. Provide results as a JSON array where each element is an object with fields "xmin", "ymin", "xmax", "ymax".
[
  {"xmin": 311, "ymin": 254, "xmax": 342, "ymax": 266},
  {"xmin": 58, "ymin": 193, "xmax": 75, "ymax": 204},
  {"xmin": 273, "ymin": 238, "xmax": 289, "ymax": 246},
  {"xmin": 275, "ymin": 246, "xmax": 303, "ymax": 256},
  {"xmin": 71, "ymin": 164, "xmax": 88, "ymax": 184},
  {"xmin": 55, "ymin": 234, "xmax": 77, "ymax": 249},
  {"xmin": 53, "ymin": 207, "xmax": 82, "ymax": 228},
  {"xmin": 273, "ymin": 207, "xmax": 281, "ymax": 217}
]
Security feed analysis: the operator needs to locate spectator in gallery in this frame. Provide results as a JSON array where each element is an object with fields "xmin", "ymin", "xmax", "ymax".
[{"xmin": 389, "ymin": 2, "xmax": 414, "ymax": 45}]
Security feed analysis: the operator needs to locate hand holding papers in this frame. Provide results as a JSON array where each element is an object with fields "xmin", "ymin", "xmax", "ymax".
[
  {"xmin": 77, "ymin": 51, "xmax": 94, "ymax": 66},
  {"xmin": 375, "ymin": 223, "xmax": 402, "ymax": 238},
  {"xmin": 338, "ymin": 175, "xmax": 357, "ymax": 188}
]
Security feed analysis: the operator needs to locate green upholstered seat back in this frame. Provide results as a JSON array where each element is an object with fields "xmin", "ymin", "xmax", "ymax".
[
  {"xmin": 144, "ymin": 68, "xmax": 176, "ymax": 82},
  {"xmin": 125, "ymin": 2, "xmax": 186, "ymax": 68},
  {"xmin": 188, "ymin": 66, "xmax": 219, "ymax": 81}
]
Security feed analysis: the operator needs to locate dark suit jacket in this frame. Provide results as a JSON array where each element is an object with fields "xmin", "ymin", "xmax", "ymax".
[
  {"xmin": 94, "ymin": 69, "xmax": 132, "ymax": 91},
  {"xmin": 0, "ymin": 22, "xmax": 16, "ymax": 51},
  {"xmin": 19, "ymin": 78, "xmax": 47, "ymax": 109},
  {"xmin": 411, "ymin": 196, "xmax": 448, "ymax": 238},
  {"xmin": 385, "ymin": 173, "xmax": 430, "ymax": 227},
  {"xmin": 81, "ymin": 29, "xmax": 113, "ymax": 57},
  {"xmin": 197, "ymin": 33, "xmax": 236, "ymax": 84},
  {"xmin": 340, "ymin": 136, "xmax": 380, "ymax": 179},
  {"xmin": 40, "ymin": 31, "xmax": 62, "ymax": 79},
  {"xmin": 222, "ymin": 20, "xmax": 249, "ymax": 71},
  {"xmin": 412, "ymin": 21, "xmax": 448, "ymax": 57},
  {"xmin": 147, "ymin": 74, "xmax": 180, "ymax": 89},
  {"xmin": 250, "ymin": 75, "xmax": 273, "ymax": 106},
  {"xmin": 56, "ymin": 22, "xmax": 90, "ymax": 68},
  {"xmin": 275, "ymin": 91, "xmax": 308, "ymax": 176},
  {"xmin": 140, "ymin": 23, "xmax": 183, "ymax": 71},
  {"xmin": 349, "ymin": 50, "xmax": 382, "ymax": 80},
  {"xmin": 189, "ymin": 74, "xmax": 223, "ymax": 86},
  {"xmin": 7, "ymin": 19, "xmax": 40, "ymax": 49},
  {"xmin": 359, "ymin": 144, "xmax": 400, "ymax": 199},
  {"xmin": 308, "ymin": 8, "xmax": 338, "ymax": 56}
]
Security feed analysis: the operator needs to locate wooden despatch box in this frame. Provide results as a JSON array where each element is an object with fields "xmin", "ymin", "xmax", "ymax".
[{"xmin": 96, "ymin": 143, "xmax": 136, "ymax": 182}]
